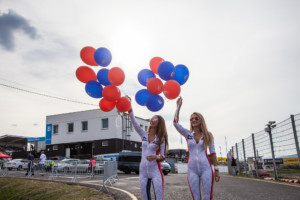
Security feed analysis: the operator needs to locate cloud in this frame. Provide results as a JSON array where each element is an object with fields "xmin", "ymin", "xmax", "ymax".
[{"xmin": 0, "ymin": 9, "xmax": 38, "ymax": 51}]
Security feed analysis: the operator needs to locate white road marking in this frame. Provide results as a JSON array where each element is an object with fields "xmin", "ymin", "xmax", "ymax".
[{"xmin": 119, "ymin": 177, "xmax": 139, "ymax": 180}]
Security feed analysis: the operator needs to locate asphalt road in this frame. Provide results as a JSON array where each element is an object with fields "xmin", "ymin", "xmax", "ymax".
[
  {"xmin": 3, "ymin": 170, "xmax": 300, "ymax": 200},
  {"xmin": 113, "ymin": 172, "xmax": 300, "ymax": 200}
]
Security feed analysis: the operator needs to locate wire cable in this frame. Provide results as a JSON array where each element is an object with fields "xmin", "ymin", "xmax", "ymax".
[{"xmin": 0, "ymin": 83, "xmax": 98, "ymax": 107}]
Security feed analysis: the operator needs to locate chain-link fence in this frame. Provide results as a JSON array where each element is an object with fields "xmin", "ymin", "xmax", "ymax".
[{"xmin": 227, "ymin": 114, "xmax": 300, "ymax": 180}]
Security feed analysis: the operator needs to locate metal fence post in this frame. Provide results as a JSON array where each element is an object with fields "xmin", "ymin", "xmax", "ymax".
[
  {"xmin": 268, "ymin": 126, "xmax": 278, "ymax": 180},
  {"xmin": 227, "ymin": 151, "xmax": 231, "ymax": 174},
  {"xmin": 242, "ymin": 139, "xmax": 247, "ymax": 174},
  {"xmin": 252, "ymin": 133, "xmax": 259, "ymax": 177},
  {"xmin": 291, "ymin": 115, "xmax": 300, "ymax": 169},
  {"xmin": 236, "ymin": 143, "xmax": 239, "ymax": 175}
]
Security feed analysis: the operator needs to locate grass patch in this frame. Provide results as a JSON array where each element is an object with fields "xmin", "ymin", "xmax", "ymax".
[{"xmin": 0, "ymin": 177, "xmax": 114, "ymax": 200}]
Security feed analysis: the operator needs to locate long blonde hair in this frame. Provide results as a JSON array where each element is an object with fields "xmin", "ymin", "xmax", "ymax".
[
  {"xmin": 190, "ymin": 112, "xmax": 213, "ymax": 150},
  {"xmin": 148, "ymin": 115, "xmax": 169, "ymax": 153}
]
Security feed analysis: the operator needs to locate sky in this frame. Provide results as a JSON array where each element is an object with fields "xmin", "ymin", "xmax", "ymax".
[{"xmin": 0, "ymin": 0, "xmax": 300, "ymax": 158}]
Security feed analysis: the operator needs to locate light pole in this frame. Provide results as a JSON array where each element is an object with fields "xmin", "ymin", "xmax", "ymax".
[{"xmin": 264, "ymin": 121, "xmax": 278, "ymax": 180}]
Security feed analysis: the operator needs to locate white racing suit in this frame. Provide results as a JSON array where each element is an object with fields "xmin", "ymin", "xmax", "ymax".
[
  {"xmin": 129, "ymin": 112, "xmax": 166, "ymax": 200},
  {"xmin": 174, "ymin": 122, "xmax": 216, "ymax": 200}
]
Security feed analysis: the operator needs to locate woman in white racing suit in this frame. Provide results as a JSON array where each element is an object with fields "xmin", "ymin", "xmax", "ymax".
[
  {"xmin": 127, "ymin": 98, "xmax": 168, "ymax": 200},
  {"xmin": 173, "ymin": 97, "xmax": 220, "ymax": 200}
]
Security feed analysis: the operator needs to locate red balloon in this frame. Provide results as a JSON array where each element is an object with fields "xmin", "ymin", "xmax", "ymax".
[
  {"xmin": 116, "ymin": 97, "xmax": 131, "ymax": 112},
  {"xmin": 99, "ymin": 98, "xmax": 116, "ymax": 112},
  {"xmin": 147, "ymin": 78, "xmax": 163, "ymax": 94},
  {"xmin": 76, "ymin": 66, "xmax": 97, "ymax": 83},
  {"xmin": 108, "ymin": 67, "xmax": 125, "ymax": 86},
  {"xmin": 150, "ymin": 57, "xmax": 164, "ymax": 74},
  {"xmin": 80, "ymin": 46, "xmax": 98, "ymax": 66},
  {"xmin": 102, "ymin": 85, "xmax": 121, "ymax": 101},
  {"xmin": 163, "ymin": 80, "xmax": 181, "ymax": 99}
]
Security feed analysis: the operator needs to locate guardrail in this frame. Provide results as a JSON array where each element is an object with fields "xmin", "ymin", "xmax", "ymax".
[
  {"xmin": 100, "ymin": 161, "xmax": 118, "ymax": 192},
  {"xmin": 0, "ymin": 160, "xmax": 119, "ymax": 192},
  {"xmin": 48, "ymin": 160, "xmax": 105, "ymax": 181}
]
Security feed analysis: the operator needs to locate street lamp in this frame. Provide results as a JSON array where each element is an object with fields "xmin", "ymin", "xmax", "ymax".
[{"xmin": 264, "ymin": 121, "xmax": 278, "ymax": 180}]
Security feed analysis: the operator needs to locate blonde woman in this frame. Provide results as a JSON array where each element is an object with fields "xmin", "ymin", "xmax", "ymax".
[
  {"xmin": 127, "ymin": 97, "xmax": 168, "ymax": 200},
  {"xmin": 174, "ymin": 97, "xmax": 220, "ymax": 200}
]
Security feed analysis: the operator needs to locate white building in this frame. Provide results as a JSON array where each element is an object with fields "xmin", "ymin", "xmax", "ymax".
[{"xmin": 45, "ymin": 109, "xmax": 149, "ymax": 159}]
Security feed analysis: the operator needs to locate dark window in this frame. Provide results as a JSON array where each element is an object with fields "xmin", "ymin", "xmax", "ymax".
[
  {"xmin": 118, "ymin": 156, "xmax": 141, "ymax": 162},
  {"xmin": 102, "ymin": 118, "xmax": 109, "ymax": 129},
  {"xmin": 53, "ymin": 125, "xmax": 59, "ymax": 134},
  {"xmin": 82, "ymin": 121, "xmax": 88, "ymax": 131},
  {"xmin": 68, "ymin": 123, "xmax": 74, "ymax": 132}
]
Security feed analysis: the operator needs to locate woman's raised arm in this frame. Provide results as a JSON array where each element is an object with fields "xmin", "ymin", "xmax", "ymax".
[{"xmin": 173, "ymin": 97, "xmax": 190, "ymax": 139}]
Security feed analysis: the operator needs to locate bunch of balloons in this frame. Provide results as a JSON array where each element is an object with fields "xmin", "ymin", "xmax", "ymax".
[
  {"xmin": 75, "ymin": 46, "xmax": 131, "ymax": 112},
  {"xmin": 135, "ymin": 57, "xmax": 189, "ymax": 112}
]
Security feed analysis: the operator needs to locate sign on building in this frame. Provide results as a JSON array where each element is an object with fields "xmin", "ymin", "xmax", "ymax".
[{"xmin": 45, "ymin": 124, "xmax": 52, "ymax": 145}]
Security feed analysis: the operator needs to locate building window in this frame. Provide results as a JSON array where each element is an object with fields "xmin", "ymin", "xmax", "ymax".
[
  {"xmin": 145, "ymin": 126, "xmax": 148, "ymax": 131},
  {"xmin": 140, "ymin": 124, "xmax": 143, "ymax": 128},
  {"xmin": 102, "ymin": 118, "xmax": 109, "ymax": 129},
  {"xmin": 53, "ymin": 125, "xmax": 59, "ymax": 135},
  {"xmin": 53, "ymin": 145, "xmax": 58, "ymax": 150},
  {"xmin": 68, "ymin": 123, "xmax": 74, "ymax": 133},
  {"xmin": 82, "ymin": 121, "xmax": 88, "ymax": 131},
  {"xmin": 102, "ymin": 141, "xmax": 109, "ymax": 146}
]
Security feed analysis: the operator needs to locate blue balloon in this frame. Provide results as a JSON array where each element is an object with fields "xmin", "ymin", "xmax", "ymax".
[
  {"xmin": 94, "ymin": 47, "xmax": 112, "ymax": 67},
  {"xmin": 157, "ymin": 61, "xmax": 175, "ymax": 81},
  {"xmin": 97, "ymin": 68, "xmax": 111, "ymax": 86},
  {"xmin": 172, "ymin": 64, "xmax": 189, "ymax": 85},
  {"xmin": 135, "ymin": 89, "xmax": 151, "ymax": 106},
  {"xmin": 146, "ymin": 95, "xmax": 164, "ymax": 112},
  {"xmin": 138, "ymin": 69, "xmax": 156, "ymax": 86},
  {"xmin": 85, "ymin": 80, "xmax": 103, "ymax": 98}
]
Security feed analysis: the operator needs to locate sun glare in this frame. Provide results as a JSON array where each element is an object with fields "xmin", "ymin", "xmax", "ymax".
[{"xmin": 110, "ymin": 26, "xmax": 151, "ymax": 70}]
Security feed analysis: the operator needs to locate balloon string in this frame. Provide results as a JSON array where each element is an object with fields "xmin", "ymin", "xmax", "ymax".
[
  {"xmin": 119, "ymin": 86, "xmax": 128, "ymax": 96},
  {"xmin": 118, "ymin": 85, "xmax": 173, "ymax": 103}
]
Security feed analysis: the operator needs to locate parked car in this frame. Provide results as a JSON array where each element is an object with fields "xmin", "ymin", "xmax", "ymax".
[
  {"xmin": 4, "ymin": 159, "xmax": 29, "ymax": 171},
  {"xmin": 70, "ymin": 160, "xmax": 105, "ymax": 173},
  {"xmin": 53, "ymin": 159, "xmax": 80, "ymax": 172},
  {"xmin": 161, "ymin": 161, "xmax": 171, "ymax": 175}
]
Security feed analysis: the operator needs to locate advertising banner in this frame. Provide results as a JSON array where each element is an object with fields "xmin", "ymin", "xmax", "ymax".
[
  {"xmin": 27, "ymin": 137, "xmax": 45, "ymax": 142},
  {"xmin": 45, "ymin": 124, "xmax": 52, "ymax": 145},
  {"xmin": 263, "ymin": 158, "xmax": 283, "ymax": 165}
]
